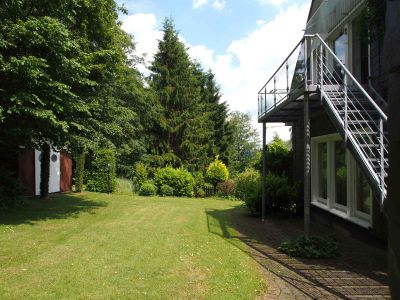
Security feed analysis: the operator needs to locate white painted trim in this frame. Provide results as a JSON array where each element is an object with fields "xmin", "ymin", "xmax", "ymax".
[{"xmin": 311, "ymin": 133, "xmax": 372, "ymax": 228}]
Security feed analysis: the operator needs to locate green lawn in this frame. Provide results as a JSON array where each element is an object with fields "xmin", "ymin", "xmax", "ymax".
[{"xmin": 0, "ymin": 193, "xmax": 266, "ymax": 299}]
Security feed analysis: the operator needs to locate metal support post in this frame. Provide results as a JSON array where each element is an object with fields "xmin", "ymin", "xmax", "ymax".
[
  {"xmin": 344, "ymin": 73, "xmax": 348, "ymax": 142},
  {"xmin": 286, "ymin": 62, "xmax": 289, "ymax": 98},
  {"xmin": 304, "ymin": 93, "xmax": 311, "ymax": 236},
  {"xmin": 262, "ymin": 122, "xmax": 267, "ymax": 222}
]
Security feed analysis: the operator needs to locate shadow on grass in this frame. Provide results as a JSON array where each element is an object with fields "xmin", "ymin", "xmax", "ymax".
[
  {"xmin": 0, "ymin": 193, "xmax": 107, "ymax": 226},
  {"xmin": 206, "ymin": 205, "xmax": 389, "ymax": 299}
]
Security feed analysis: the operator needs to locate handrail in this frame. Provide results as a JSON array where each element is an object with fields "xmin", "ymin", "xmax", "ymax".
[
  {"xmin": 258, "ymin": 39, "xmax": 303, "ymax": 94},
  {"xmin": 305, "ymin": 34, "xmax": 388, "ymax": 121}
]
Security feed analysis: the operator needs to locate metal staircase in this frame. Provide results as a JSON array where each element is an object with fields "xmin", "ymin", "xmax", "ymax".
[
  {"xmin": 257, "ymin": 34, "xmax": 389, "ymax": 205},
  {"xmin": 312, "ymin": 34, "xmax": 388, "ymax": 205}
]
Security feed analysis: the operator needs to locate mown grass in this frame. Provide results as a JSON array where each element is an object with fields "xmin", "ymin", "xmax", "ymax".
[{"xmin": 0, "ymin": 193, "xmax": 266, "ymax": 299}]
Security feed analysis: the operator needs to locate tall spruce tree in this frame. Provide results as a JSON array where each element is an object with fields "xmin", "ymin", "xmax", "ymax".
[{"xmin": 149, "ymin": 18, "xmax": 211, "ymax": 171}]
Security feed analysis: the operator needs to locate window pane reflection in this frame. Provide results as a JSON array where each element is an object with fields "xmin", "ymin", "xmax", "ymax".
[
  {"xmin": 318, "ymin": 143, "xmax": 328, "ymax": 199},
  {"xmin": 335, "ymin": 141, "xmax": 347, "ymax": 207},
  {"xmin": 356, "ymin": 167, "xmax": 371, "ymax": 214}
]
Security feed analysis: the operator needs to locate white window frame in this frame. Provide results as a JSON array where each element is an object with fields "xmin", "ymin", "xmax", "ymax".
[{"xmin": 311, "ymin": 133, "xmax": 372, "ymax": 229}]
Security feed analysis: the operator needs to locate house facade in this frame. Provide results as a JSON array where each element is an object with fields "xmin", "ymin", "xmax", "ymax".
[{"xmin": 258, "ymin": 0, "xmax": 388, "ymax": 240}]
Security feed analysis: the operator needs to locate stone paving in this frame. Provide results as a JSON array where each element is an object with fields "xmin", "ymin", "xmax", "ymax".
[{"xmin": 206, "ymin": 207, "xmax": 391, "ymax": 299}]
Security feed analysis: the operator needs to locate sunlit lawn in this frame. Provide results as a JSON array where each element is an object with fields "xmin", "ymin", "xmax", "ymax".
[{"xmin": 0, "ymin": 193, "xmax": 266, "ymax": 299}]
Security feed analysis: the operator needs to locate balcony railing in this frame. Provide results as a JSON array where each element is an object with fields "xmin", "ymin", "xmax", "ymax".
[{"xmin": 257, "ymin": 39, "xmax": 305, "ymax": 118}]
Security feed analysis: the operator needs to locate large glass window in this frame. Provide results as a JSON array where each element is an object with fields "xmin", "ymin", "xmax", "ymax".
[
  {"xmin": 356, "ymin": 166, "xmax": 372, "ymax": 215},
  {"xmin": 312, "ymin": 135, "xmax": 372, "ymax": 227},
  {"xmin": 333, "ymin": 31, "xmax": 347, "ymax": 83},
  {"xmin": 334, "ymin": 140, "xmax": 347, "ymax": 207},
  {"xmin": 317, "ymin": 143, "xmax": 328, "ymax": 200}
]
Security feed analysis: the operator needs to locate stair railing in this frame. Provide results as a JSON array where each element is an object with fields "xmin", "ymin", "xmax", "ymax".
[{"xmin": 306, "ymin": 34, "xmax": 388, "ymax": 205}]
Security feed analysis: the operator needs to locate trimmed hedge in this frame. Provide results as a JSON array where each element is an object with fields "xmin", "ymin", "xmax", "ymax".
[
  {"xmin": 154, "ymin": 166, "xmax": 194, "ymax": 197},
  {"xmin": 86, "ymin": 149, "xmax": 116, "ymax": 193}
]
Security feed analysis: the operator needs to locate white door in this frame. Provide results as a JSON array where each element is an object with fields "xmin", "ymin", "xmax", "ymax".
[{"xmin": 35, "ymin": 149, "xmax": 61, "ymax": 195}]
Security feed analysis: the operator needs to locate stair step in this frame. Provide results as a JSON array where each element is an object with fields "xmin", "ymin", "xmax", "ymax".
[
  {"xmin": 346, "ymin": 120, "xmax": 375, "ymax": 125},
  {"xmin": 359, "ymin": 144, "xmax": 388, "ymax": 148},
  {"xmin": 351, "ymin": 130, "xmax": 388, "ymax": 135}
]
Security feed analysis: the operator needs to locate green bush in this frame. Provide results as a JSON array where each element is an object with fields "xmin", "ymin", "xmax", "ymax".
[
  {"xmin": 279, "ymin": 235, "xmax": 339, "ymax": 259},
  {"xmin": 115, "ymin": 178, "xmax": 134, "ymax": 195},
  {"xmin": 193, "ymin": 172, "xmax": 205, "ymax": 193},
  {"xmin": 195, "ymin": 188, "xmax": 206, "ymax": 198},
  {"xmin": 217, "ymin": 179, "xmax": 235, "ymax": 197},
  {"xmin": 133, "ymin": 162, "xmax": 148, "ymax": 190},
  {"xmin": 205, "ymin": 156, "xmax": 229, "ymax": 189},
  {"xmin": 266, "ymin": 172, "xmax": 298, "ymax": 215},
  {"xmin": 154, "ymin": 166, "xmax": 194, "ymax": 197},
  {"xmin": 255, "ymin": 135, "xmax": 293, "ymax": 178},
  {"xmin": 159, "ymin": 184, "xmax": 174, "ymax": 197},
  {"xmin": 234, "ymin": 168, "xmax": 261, "ymax": 213},
  {"xmin": 139, "ymin": 181, "xmax": 157, "ymax": 196},
  {"xmin": 86, "ymin": 149, "xmax": 117, "ymax": 193},
  {"xmin": 0, "ymin": 166, "xmax": 25, "ymax": 210}
]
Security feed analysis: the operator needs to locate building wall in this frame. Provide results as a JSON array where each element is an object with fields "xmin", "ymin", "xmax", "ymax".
[
  {"xmin": 17, "ymin": 149, "xmax": 35, "ymax": 197},
  {"xmin": 291, "ymin": 106, "xmax": 387, "ymax": 241},
  {"xmin": 60, "ymin": 151, "xmax": 72, "ymax": 192}
]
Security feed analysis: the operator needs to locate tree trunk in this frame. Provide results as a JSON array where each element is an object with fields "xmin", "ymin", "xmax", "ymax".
[
  {"xmin": 40, "ymin": 143, "xmax": 50, "ymax": 199},
  {"xmin": 383, "ymin": 1, "xmax": 400, "ymax": 298}
]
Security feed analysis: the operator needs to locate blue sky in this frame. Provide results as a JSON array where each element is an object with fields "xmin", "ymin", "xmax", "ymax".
[
  {"xmin": 118, "ymin": 0, "xmax": 303, "ymax": 55},
  {"xmin": 118, "ymin": 0, "xmax": 311, "ymax": 141}
]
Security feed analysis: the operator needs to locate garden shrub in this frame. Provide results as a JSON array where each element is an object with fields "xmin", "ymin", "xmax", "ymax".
[
  {"xmin": 217, "ymin": 179, "xmax": 235, "ymax": 197},
  {"xmin": 159, "ymin": 184, "xmax": 174, "ymax": 197},
  {"xmin": 115, "ymin": 178, "xmax": 134, "ymax": 195},
  {"xmin": 234, "ymin": 168, "xmax": 261, "ymax": 213},
  {"xmin": 279, "ymin": 235, "xmax": 339, "ymax": 259},
  {"xmin": 139, "ymin": 181, "xmax": 157, "ymax": 196},
  {"xmin": 86, "ymin": 149, "xmax": 117, "ymax": 193},
  {"xmin": 133, "ymin": 162, "xmax": 147, "ymax": 190},
  {"xmin": 254, "ymin": 135, "xmax": 293, "ymax": 178},
  {"xmin": 0, "ymin": 166, "xmax": 25, "ymax": 210},
  {"xmin": 266, "ymin": 172, "xmax": 299, "ymax": 215},
  {"xmin": 154, "ymin": 166, "xmax": 194, "ymax": 197},
  {"xmin": 205, "ymin": 156, "xmax": 229, "ymax": 190},
  {"xmin": 195, "ymin": 188, "xmax": 206, "ymax": 198},
  {"xmin": 193, "ymin": 172, "xmax": 205, "ymax": 193}
]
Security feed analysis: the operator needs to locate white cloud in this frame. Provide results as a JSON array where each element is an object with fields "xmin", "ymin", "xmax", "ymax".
[
  {"xmin": 256, "ymin": 20, "xmax": 266, "ymax": 26},
  {"xmin": 257, "ymin": 0, "xmax": 288, "ymax": 6},
  {"xmin": 193, "ymin": 0, "xmax": 208, "ymax": 9},
  {"xmin": 212, "ymin": 0, "xmax": 226, "ymax": 10},
  {"xmin": 187, "ymin": 3, "xmax": 310, "ymax": 141},
  {"xmin": 122, "ymin": 3, "xmax": 311, "ymax": 142},
  {"xmin": 121, "ymin": 13, "xmax": 162, "ymax": 74}
]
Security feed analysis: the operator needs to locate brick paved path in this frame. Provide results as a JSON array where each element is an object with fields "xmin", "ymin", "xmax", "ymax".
[{"xmin": 206, "ymin": 208, "xmax": 391, "ymax": 299}]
